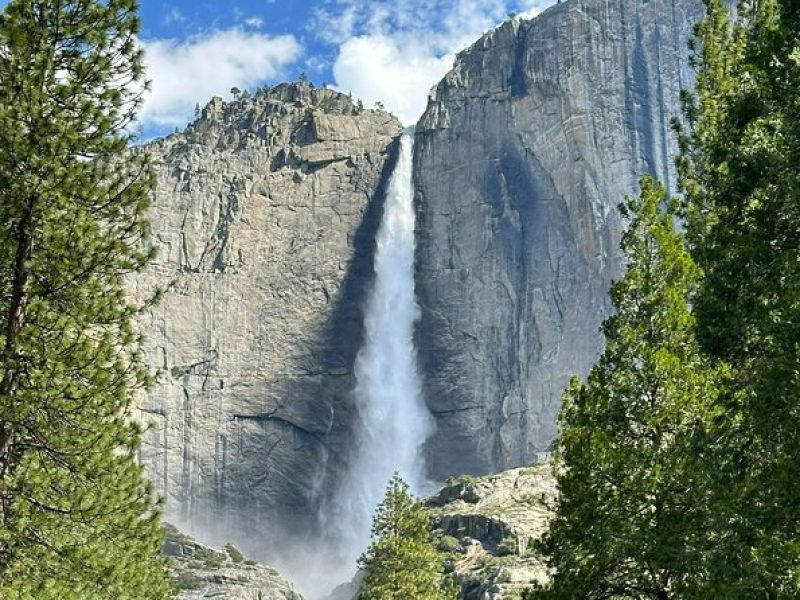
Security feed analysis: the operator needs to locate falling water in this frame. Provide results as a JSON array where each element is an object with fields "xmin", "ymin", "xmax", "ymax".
[{"xmin": 322, "ymin": 131, "xmax": 435, "ymax": 582}]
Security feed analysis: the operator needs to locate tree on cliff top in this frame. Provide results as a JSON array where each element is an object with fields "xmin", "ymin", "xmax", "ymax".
[
  {"xmin": 533, "ymin": 177, "xmax": 724, "ymax": 599},
  {"xmin": 357, "ymin": 474, "xmax": 456, "ymax": 600},
  {"xmin": 0, "ymin": 0, "xmax": 171, "ymax": 597}
]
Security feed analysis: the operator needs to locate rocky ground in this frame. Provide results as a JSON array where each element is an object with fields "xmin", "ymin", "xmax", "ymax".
[
  {"xmin": 426, "ymin": 461, "xmax": 556, "ymax": 599},
  {"xmin": 164, "ymin": 524, "xmax": 302, "ymax": 600},
  {"xmin": 164, "ymin": 462, "xmax": 557, "ymax": 600}
]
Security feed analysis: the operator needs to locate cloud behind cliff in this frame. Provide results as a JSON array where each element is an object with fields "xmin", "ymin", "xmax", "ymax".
[
  {"xmin": 331, "ymin": 35, "xmax": 452, "ymax": 125},
  {"xmin": 315, "ymin": 0, "xmax": 556, "ymax": 125},
  {"xmin": 132, "ymin": 0, "xmax": 558, "ymax": 136}
]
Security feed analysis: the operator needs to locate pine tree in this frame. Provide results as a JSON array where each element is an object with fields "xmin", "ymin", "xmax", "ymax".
[
  {"xmin": 357, "ymin": 474, "xmax": 456, "ymax": 600},
  {"xmin": 0, "ymin": 1, "xmax": 172, "ymax": 597},
  {"xmin": 676, "ymin": 0, "xmax": 800, "ymax": 592},
  {"xmin": 533, "ymin": 177, "xmax": 723, "ymax": 599}
]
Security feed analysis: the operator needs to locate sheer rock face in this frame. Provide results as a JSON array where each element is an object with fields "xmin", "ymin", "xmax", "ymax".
[
  {"xmin": 131, "ymin": 0, "xmax": 705, "ymax": 554},
  {"xmin": 414, "ymin": 0, "xmax": 702, "ymax": 477},
  {"xmin": 130, "ymin": 84, "xmax": 402, "ymax": 539}
]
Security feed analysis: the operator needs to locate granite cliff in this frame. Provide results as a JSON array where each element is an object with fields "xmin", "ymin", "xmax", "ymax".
[
  {"xmin": 130, "ymin": 0, "xmax": 706, "ymax": 581},
  {"xmin": 130, "ymin": 83, "xmax": 402, "ymax": 541},
  {"xmin": 414, "ymin": 0, "xmax": 703, "ymax": 477}
]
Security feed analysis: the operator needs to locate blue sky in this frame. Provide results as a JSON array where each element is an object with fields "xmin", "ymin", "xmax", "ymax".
[{"xmin": 2, "ymin": 1, "xmax": 558, "ymax": 138}]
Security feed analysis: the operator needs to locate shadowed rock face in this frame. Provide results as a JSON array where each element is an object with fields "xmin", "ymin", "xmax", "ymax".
[
  {"xmin": 413, "ymin": 0, "xmax": 703, "ymax": 477},
  {"xmin": 130, "ymin": 83, "xmax": 402, "ymax": 540}
]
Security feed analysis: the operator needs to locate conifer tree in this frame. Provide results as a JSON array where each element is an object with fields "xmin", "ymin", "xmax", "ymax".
[
  {"xmin": 0, "ymin": 1, "xmax": 172, "ymax": 597},
  {"xmin": 676, "ymin": 0, "xmax": 800, "ymax": 593},
  {"xmin": 357, "ymin": 474, "xmax": 455, "ymax": 600},
  {"xmin": 533, "ymin": 178, "xmax": 723, "ymax": 599}
]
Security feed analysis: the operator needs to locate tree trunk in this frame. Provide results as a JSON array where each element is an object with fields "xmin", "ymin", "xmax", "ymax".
[{"xmin": 0, "ymin": 193, "xmax": 37, "ymax": 572}]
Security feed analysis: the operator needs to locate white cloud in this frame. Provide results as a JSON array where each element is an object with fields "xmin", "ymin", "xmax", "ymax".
[
  {"xmin": 313, "ymin": 3, "xmax": 360, "ymax": 44},
  {"xmin": 333, "ymin": 34, "xmax": 453, "ymax": 124},
  {"xmin": 140, "ymin": 29, "xmax": 301, "ymax": 128},
  {"xmin": 244, "ymin": 17, "xmax": 264, "ymax": 29},
  {"xmin": 518, "ymin": 0, "xmax": 557, "ymax": 18},
  {"xmin": 317, "ymin": 0, "xmax": 556, "ymax": 126},
  {"xmin": 162, "ymin": 7, "xmax": 185, "ymax": 26}
]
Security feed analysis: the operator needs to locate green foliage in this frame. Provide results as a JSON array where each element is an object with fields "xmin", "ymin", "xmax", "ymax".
[
  {"xmin": 521, "ymin": 588, "xmax": 535, "ymax": 600},
  {"xmin": 0, "ymin": 0, "xmax": 172, "ymax": 597},
  {"xmin": 357, "ymin": 474, "xmax": 457, "ymax": 600},
  {"xmin": 225, "ymin": 543, "xmax": 245, "ymax": 564},
  {"xmin": 193, "ymin": 545, "xmax": 225, "ymax": 569},
  {"xmin": 173, "ymin": 571, "xmax": 204, "ymax": 591},
  {"xmin": 533, "ymin": 178, "xmax": 724, "ymax": 598},
  {"xmin": 494, "ymin": 568, "xmax": 512, "ymax": 584},
  {"xmin": 676, "ymin": 0, "xmax": 800, "ymax": 594},
  {"xmin": 434, "ymin": 533, "xmax": 462, "ymax": 555},
  {"xmin": 163, "ymin": 523, "xmax": 192, "ymax": 547},
  {"xmin": 496, "ymin": 536, "xmax": 518, "ymax": 557}
]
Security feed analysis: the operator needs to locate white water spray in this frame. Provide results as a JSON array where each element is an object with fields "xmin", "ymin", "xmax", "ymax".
[{"xmin": 323, "ymin": 132, "xmax": 435, "ymax": 581}]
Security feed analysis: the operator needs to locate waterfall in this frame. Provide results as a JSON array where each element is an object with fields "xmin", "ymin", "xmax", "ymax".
[{"xmin": 323, "ymin": 131, "xmax": 435, "ymax": 577}]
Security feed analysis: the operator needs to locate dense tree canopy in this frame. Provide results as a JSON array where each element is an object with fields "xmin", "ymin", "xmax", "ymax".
[
  {"xmin": 0, "ymin": 0, "xmax": 172, "ymax": 597},
  {"xmin": 533, "ymin": 178, "xmax": 724, "ymax": 599},
  {"xmin": 676, "ymin": 0, "xmax": 800, "ymax": 593},
  {"xmin": 357, "ymin": 474, "xmax": 455, "ymax": 600}
]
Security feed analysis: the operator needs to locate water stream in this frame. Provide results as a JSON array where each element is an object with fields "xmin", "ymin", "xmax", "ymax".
[{"xmin": 322, "ymin": 131, "xmax": 435, "ymax": 586}]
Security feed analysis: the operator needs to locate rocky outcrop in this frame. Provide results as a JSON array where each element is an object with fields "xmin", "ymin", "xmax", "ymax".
[
  {"xmin": 427, "ymin": 463, "xmax": 556, "ymax": 599},
  {"xmin": 414, "ymin": 0, "xmax": 703, "ymax": 477},
  {"xmin": 130, "ymin": 83, "xmax": 402, "ymax": 541},
  {"xmin": 324, "ymin": 464, "xmax": 556, "ymax": 600},
  {"xmin": 164, "ymin": 524, "xmax": 302, "ymax": 599}
]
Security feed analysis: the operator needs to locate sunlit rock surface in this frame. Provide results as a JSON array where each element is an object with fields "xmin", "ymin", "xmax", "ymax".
[
  {"xmin": 164, "ymin": 525, "xmax": 302, "ymax": 600},
  {"xmin": 427, "ymin": 463, "xmax": 556, "ymax": 599},
  {"xmin": 130, "ymin": 83, "xmax": 402, "ymax": 541},
  {"xmin": 323, "ymin": 464, "xmax": 557, "ymax": 600},
  {"xmin": 414, "ymin": 0, "xmax": 702, "ymax": 477}
]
